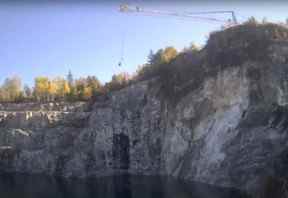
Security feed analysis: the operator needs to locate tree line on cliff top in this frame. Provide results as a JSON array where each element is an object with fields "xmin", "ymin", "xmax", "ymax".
[
  {"xmin": 0, "ymin": 72, "xmax": 126, "ymax": 103},
  {"xmin": 0, "ymin": 45, "xmax": 186, "ymax": 103},
  {"xmin": 2, "ymin": 18, "xmax": 287, "ymax": 103}
]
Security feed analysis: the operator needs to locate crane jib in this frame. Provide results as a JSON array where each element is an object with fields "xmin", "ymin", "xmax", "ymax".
[
  {"xmin": 119, "ymin": 4, "xmax": 238, "ymax": 25},
  {"xmin": 117, "ymin": 4, "xmax": 238, "ymax": 68}
]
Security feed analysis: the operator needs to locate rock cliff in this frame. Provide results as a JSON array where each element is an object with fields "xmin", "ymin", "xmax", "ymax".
[{"xmin": 1, "ymin": 23, "xmax": 288, "ymax": 192}]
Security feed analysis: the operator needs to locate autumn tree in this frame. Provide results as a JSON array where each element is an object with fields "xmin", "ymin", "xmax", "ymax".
[
  {"xmin": 34, "ymin": 77, "xmax": 50, "ymax": 101},
  {"xmin": 136, "ymin": 46, "xmax": 178, "ymax": 80},
  {"xmin": 0, "ymin": 88, "xmax": 5, "ymax": 102},
  {"xmin": 0, "ymin": 76, "xmax": 22, "ymax": 102},
  {"xmin": 162, "ymin": 47, "xmax": 178, "ymax": 63},
  {"xmin": 53, "ymin": 77, "xmax": 70, "ymax": 100},
  {"xmin": 147, "ymin": 47, "xmax": 177, "ymax": 65},
  {"xmin": 0, "ymin": 72, "xmax": 123, "ymax": 102}
]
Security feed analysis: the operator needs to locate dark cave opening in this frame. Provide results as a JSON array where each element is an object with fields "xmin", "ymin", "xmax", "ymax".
[{"xmin": 112, "ymin": 133, "xmax": 130, "ymax": 170}]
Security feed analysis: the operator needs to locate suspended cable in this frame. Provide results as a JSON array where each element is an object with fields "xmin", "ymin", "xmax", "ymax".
[{"xmin": 118, "ymin": 33, "xmax": 126, "ymax": 67}]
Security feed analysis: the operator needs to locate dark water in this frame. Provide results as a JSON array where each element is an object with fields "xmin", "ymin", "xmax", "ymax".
[{"xmin": 0, "ymin": 173, "xmax": 248, "ymax": 198}]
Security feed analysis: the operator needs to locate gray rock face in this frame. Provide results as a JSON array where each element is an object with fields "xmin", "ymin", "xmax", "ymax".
[{"xmin": 1, "ymin": 41, "xmax": 288, "ymax": 192}]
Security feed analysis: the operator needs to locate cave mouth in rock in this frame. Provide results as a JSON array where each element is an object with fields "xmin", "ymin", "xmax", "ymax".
[{"xmin": 0, "ymin": 173, "xmax": 249, "ymax": 198}]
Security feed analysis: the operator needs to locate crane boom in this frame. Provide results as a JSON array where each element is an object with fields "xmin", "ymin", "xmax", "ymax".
[
  {"xmin": 117, "ymin": 4, "xmax": 238, "ymax": 68},
  {"xmin": 120, "ymin": 4, "xmax": 238, "ymax": 25}
]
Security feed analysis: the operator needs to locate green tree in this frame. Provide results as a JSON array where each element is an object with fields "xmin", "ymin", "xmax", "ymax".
[
  {"xmin": 75, "ymin": 78, "xmax": 87, "ymax": 100},
  {"xmin": 86, "ymin": 76, "xmax": 102, "ymax": 95},
  {"xmin": 106, "ymin": 72, "xmax": 130, "ymax": 92},
  {"xmin": 148, "ymin": 49, "xmax": 163, "ymax": 66},
  {"xmin": 246, "ymin": 16, "xmax": 258, "ymax": 25},
  {"xmin": 135, "ymin": 47, "xmax": 178, "ymax": 80},
  {"xmin": 67, "ymin": 70, "xmax": 74, "ymax": 88}
]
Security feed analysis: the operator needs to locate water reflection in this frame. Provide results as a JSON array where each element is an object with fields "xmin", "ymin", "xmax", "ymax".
[{"xmin": 0, "ymin": 173, "xmax": 247, "ymax": 198}]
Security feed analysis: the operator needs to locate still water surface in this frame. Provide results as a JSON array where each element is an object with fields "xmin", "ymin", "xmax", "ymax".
[{"xmin": 0, "ymin": 174, "xmax": 248, "ymax": 198}]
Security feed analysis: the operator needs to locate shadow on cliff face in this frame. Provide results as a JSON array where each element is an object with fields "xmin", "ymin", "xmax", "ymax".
[
  {"xmin": 255, "ymin": 176, "xmax": 288, "ymax": 198},
  {"xmin": 225, "ymin": 103, "xmax": 288, "ymax": 191},
  {"xmin": 258, "ymin": 148, "xmax": 288, "ymax": 198},
  {"xmin": 0, "ymin": 147, "xmax": 17, "ymax": 172},
  {"xmin": 112, "ymin": 133, "xmax": 130, "ymax": 170},
  {"xmin": 0, "ymin": 173, "xmax": 248, "ymax": 198}
]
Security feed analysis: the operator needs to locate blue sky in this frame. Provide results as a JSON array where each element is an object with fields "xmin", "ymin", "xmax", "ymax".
[{"xmin": 0, "ymin": 1, "xmax": 288, "ymax": 86}]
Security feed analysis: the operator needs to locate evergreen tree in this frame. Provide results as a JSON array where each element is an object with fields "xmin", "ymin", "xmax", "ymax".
[
  {"xmin": 23, "ymin": 85, "xmax": 33, "ymax": 100},
  {"xmin": 67, "ymin": 70, "xmax": 74, "ymax": 88}
]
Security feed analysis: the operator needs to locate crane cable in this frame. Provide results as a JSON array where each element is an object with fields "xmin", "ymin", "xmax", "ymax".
[{"xmin": 118, "ymin": 33, "xmax": 126, "ymax": 67}]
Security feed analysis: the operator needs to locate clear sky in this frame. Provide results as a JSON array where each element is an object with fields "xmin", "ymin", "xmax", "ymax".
[{"xmin": 0, "ymin": 0, "xmax": 288, "ymax": 86}]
